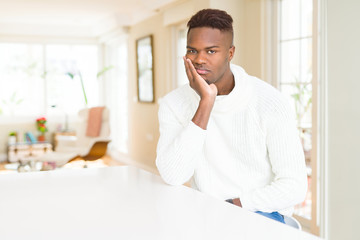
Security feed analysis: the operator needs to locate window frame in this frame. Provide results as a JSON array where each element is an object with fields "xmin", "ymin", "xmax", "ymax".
[
  {"xmin": 266, "ymin": 0, "xmax": 319, "ymax": 235},
  {"xmin": 171, "ymin": 22, "xmax": 188, "ymax": 91}
]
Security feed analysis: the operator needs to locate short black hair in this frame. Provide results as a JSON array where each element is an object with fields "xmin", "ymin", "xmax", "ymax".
[{"xmin": 187, "ymin": 9, "xmax": 233, "ymax": 43}]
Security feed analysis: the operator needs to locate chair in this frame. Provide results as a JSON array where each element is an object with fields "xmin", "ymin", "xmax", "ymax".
[
  {"xmin": 37, "ymin": 107, "xmax": 111, "ymax": 167},
  {"xmin": 284, "ymin": 216, "xmax": 302, "ymax": 230},
  {"xmin": 77, "ymin": 141, "xmax": 111, "ymax": 161}
]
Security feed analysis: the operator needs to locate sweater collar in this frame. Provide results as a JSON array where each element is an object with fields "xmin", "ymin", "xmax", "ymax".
[
  {"xmin": 212, "ymin": 64, "xmax": 254, "ymax": 114},
  {"xmin": 188, "ymin": 64, "xmax": 254, "ymax": 114}
]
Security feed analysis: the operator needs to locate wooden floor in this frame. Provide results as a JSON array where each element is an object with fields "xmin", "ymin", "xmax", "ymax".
[{"xmin": 84, "ymin": 154, "xmax": 123, "ymax": 166}]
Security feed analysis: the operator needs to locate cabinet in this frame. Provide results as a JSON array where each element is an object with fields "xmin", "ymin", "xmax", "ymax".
[{"xmin": 7, "ymin": 142, "xmax": 53, "ymax": 163}]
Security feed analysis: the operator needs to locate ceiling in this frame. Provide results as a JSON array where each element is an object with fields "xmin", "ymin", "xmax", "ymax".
[{"xmin": 0, "ymin": 0, "xmax": 178, "ymax": 38}]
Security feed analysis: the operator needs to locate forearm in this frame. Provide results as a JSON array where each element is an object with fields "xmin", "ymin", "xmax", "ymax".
[
  {"xmin": 227, "ymin": 165, "xmax": 307, "ymax": 212},
  {"xmin": 240, "ymin": 171, "xmax": 307, "ymax": 212},
  {"xmin": 156, "ymin": 121, "xmax": 206, "ymax": 185},
  {"xmin": 156, "ymin": 98, "xmax": 207, "ymax": 185},
  {"xmin": 183, "ymin": 56, "xmax": 217, "ymax": 130},
  {"xmin": 192, "ymin": 98, "xmax": 215, "ymax": 130}
]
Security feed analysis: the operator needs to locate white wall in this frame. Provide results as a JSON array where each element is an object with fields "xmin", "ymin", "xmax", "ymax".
[{"xmin": 327, "ymin": 0, "xmax": 360, "ymax": 239}]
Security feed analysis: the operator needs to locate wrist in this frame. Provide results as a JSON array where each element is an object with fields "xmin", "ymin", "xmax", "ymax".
[
  {"xmin": 199, "ymin": 96, "xmax": 215, "ymax": 108},
  {"xmin": 198, "ymin": 86, "xmax": 217, "ymax": 102}
]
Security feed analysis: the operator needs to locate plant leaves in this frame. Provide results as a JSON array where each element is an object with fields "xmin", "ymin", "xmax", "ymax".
[
  {"xmin": 97, "ymin": 65, "xmax": 114, "ymax": 78},
  {"xmin": 66, "ymin": 72, "xmax": 74, "ymax": 79}
]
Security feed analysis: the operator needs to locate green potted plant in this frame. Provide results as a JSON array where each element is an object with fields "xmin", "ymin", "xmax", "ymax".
[
  {"xmin": 36, "ymin": 117, "xmax": 48, "ymax": 142},
  {"xmin": 8, "ymin": 131, "xmax": 17, "ymax": 145}
]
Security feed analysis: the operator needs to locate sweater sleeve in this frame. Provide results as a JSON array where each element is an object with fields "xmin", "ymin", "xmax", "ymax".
[
  {"xmin": 240, "ymin": 98, "xmax": 308, "ymax": 213},
  {"xmin": 156, "ymin": 99, "xmax": 206, "ymax": 186}
]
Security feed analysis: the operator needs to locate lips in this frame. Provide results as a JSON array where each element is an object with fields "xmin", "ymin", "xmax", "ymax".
[{"xmin": 196, "ymin": 68, "xmax": 210, "ymax": 75}]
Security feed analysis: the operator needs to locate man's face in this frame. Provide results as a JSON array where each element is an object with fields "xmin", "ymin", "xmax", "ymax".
[{"xmin": 186, "ymin": 27, "xmax": 234, "ymax": 84}]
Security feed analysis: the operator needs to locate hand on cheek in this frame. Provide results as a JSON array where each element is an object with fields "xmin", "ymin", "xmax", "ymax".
[{"xmin": 183, "ymin": 56, "xmax": 217, "ymax": 100}]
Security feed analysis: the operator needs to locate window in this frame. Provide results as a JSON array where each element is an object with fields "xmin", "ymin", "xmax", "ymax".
[
  {"xmin": 0, "ymin": 43, "xmax": 45, "ymax": 116},
  {"xmin": 275, "ymin": 0, "xmax": 318, "ymax": 234},
  {"xmin": 103, "ymin": 39, "xmax": 129, "ymax": 154},
  {"xmin": 46, "ymin": 44, "xmax": 99, "ymax": 115},
  {"xmin": 174, "ymin": 23, "xmax": 188, "ymax": 89},
  {"xmin": 0, "ymin": 39, "xmax": 129, "ymax": 154},
  {"xmin": 0, "ymin": 42, "xmax": 99, "ymax": 120}
]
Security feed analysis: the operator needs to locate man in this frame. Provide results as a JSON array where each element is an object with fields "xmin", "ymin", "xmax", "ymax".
[{"xmin": 156, "ymin": 9, "xmax": 307, "ymax": 223}]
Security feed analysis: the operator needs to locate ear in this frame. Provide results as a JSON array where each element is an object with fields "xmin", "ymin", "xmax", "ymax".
[{"xmin": 228, "ymin": 45, "xmax": 235, "ymax": 61}]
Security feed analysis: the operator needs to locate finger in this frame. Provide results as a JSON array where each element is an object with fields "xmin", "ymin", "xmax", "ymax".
[
  {"xmin": 186, "ymin": 58, "xmax": 199, "ymax": 80},
  {"xmin": 183, "ymin": 57, "xmax": 191, "ymax": 80},
  {"xmin": 183, "ymin": 57, "xmax": 193, "ymax": 82}
]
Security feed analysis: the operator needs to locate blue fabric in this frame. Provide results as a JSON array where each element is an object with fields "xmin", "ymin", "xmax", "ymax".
[{"xmin": 255, "ymin": 211, "xmax": 285, "ymax": 224}]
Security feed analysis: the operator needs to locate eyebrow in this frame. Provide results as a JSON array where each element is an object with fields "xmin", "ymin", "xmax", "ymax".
[{"xmin": 186, "ymin": 45, "xmax": 220, "ymax": 49}]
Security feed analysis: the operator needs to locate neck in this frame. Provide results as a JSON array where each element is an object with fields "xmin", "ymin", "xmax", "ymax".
[{"xmin": 215, "ymin": 70, "xmax": 235, "ymax": 95}]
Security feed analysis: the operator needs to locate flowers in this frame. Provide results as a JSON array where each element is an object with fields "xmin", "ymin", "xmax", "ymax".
[{"xmin": 36, "ymin": 117, "xmax": 48, "ymax": 135}]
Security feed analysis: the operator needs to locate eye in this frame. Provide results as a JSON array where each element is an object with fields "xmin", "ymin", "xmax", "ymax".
[
  {"xmin": 187, "ymin": 49, "xmax": 197, "ymax": 54},
  {"xmin": 207, "ymin": 50, "xmax": 216, "ymax": 54}
]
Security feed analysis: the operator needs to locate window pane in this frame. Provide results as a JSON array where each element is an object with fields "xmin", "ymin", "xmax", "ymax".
[
  {"xmin": 294, "ymin": 175, "xmax": 312, "ymax": 219},
  {"xmin": 301, "ymin": 127, "xmax": 312, "ymax": 159},
  {"xmin": 301, "ymin": 0, "xmax": 313, "ymax": 37},
  {"xmin": 280, "ymin": 84, "xmax": 299, "ymax": 121},
  {"xmin": 281, "ymin": 83, "xmax": 312, "ymax": 127},
  {"xmin": 281, "ymin": 81, "xmax": 312, "ymax": 221},
  {"xmin": 280, "ymin": 40, "xmax": 300, "ymax": 84},
  {"xmin": 46, "ymin": 45, "xmax": 99, "ymax": 115},
  {"xmin": 280, "ymin": 0, "xmax": 300, "ymax": 40},
  {"xmin": 300, "ymin": 38, "xmax": 312, "ymax": 83},
  {"xmin": 104, "ymin": 42, "xmax": 128, "ymax": 153},
  {"xmin": 177, "ymin": 28, "xmax": 188, "ymax": 88},
  {"xmin": 0, "ymin": 43, "xmax": 44, "ymax": 116},
  {"xmin": 299, "ymin": 82, "xmax": 312, "ymax": 128},
  {"xmin": 279, "ymin": 0, "xmax": 314, "ymax": 222},
  {"xmin": 116, "ymin": 44, "xmax": 129, "ymax": 153}
]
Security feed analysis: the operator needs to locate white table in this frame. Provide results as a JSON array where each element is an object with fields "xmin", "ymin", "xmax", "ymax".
[{"xmin": 0, "ymin": 166, "xmax": 321, "ymax": 240}]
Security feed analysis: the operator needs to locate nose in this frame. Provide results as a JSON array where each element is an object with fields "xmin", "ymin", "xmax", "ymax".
[{"xmin": 193, "ymin": 51, "xmax": 206, "ymax": 65}]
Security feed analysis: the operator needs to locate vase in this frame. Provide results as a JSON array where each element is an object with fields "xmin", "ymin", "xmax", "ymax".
[
  {"xmin": 38, "ymin": 134, "xmax": 45, "ymax": 142},
  {"xmin": 8, "ymin": 136, "xmax": 17, "ymax": 145}
]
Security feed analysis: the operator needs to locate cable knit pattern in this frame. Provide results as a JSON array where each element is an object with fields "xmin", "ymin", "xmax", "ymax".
[{"xmin": 156, "ymin": 64, "xmax": 307, "ymax": 216}]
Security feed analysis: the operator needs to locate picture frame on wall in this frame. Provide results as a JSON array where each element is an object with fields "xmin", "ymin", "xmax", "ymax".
[{"xmin": 136, "ymin": 35, "xmax": 154, "ymax": 103}]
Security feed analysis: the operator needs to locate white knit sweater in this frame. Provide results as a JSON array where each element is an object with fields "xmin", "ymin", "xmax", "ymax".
[{"xmin": 156, "ymin": 64, "xmax": 307, "ymax": 216}]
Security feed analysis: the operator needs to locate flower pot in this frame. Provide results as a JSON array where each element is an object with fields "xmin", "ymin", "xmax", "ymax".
[
  {"xmin": 37, "ymin": 135, "xmax": 45, "ymax": 142},
  {"xmin": 8, "ymin": 136, "xmax": 17, "ymax": 145}
]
